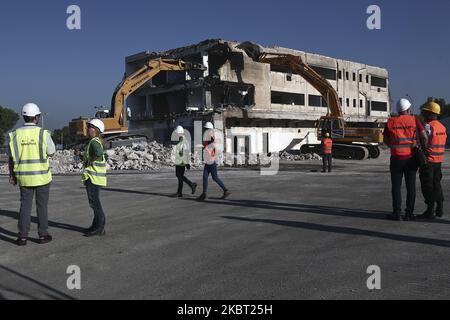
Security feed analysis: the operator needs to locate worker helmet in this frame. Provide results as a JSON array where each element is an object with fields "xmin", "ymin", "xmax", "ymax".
[
  {"xmin": 175, "ymin": 125, "xmax": 184, "ymax": 134},
  {"xmin": 88, "ymin": 119, "xmax": 105, "ymax": 133},
  {"xmin": 204, "ymin": 122, "xmax": 214, "ymax": 129},
  {"xmin": 22, "ymin": 103, "xmax": 41, "ymax": 117},
  {"xmin": 396, "ymin": 98, "xmax": 412, "ymax": 113},
  {"xmin": 422, "ymin": 101, "xmax": 441, "ymax": 115}
]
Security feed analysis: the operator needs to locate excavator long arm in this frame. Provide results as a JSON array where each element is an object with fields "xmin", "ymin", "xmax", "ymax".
[
  {"xmin": 258, "ymin": 53, "xmax": 343, "ymax": 118},
  {"xmin": 108, "ymin": 58, "xmax": 205, "ymax": 132},
  {"xmin": 70, "ymin": 58, "xmax": 205, "ymax": 137}
]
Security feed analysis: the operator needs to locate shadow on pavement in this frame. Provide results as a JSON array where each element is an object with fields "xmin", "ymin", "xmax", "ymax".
[
  {"xmin": 0, "ymin": 265, "xmax": 77, "ymax": 300},
  {"xmin": 222, "ymin": 216, "xmax": 450, "ymax": 248},
  {"xmin": 0, "ymin": 210, "xmax": 85, "ymax": 244}
]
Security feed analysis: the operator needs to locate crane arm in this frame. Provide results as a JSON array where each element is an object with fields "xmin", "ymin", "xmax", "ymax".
[
  {"xmin": 110, "ymin": 58, "xmax": 205, "ymax": 126},
  {"xmin": 257, "ymin": 53, "xmax": 343, "ymax": 118}
]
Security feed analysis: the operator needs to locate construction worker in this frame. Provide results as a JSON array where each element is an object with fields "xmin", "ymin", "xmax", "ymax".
[
  {"xmin": 82, "ymin": 119, "xmax": 107, "ymax": 237},
  {"xmin": 7, "ymin": 103, "xmax": 55, "ymax": 246},
  {"xmin": 322, "ymin": 132, "xmax": 333, "ymax": 173},
  {"xmin": 417, "ymin": 102, "xmax": 447, "ymax": 219},
  {"xmin": 171, "ymin": 125, "xmax": 197, "ymax": 198},
  {"xmin": 196, "ymin": 122, "xmax": 231, "ymax": 201},
  {"xmin": 384, "ymin": 98, "xmax": 427, "ymax": 221}
]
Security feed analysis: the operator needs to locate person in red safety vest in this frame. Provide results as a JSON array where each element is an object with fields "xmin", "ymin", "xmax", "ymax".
[
  {"xmin": 384, "ymin": 98, "xmax": 427, "ymax": 221},
  {"xmin": 321, "ymin": 132, "xmax": 333, "ymax": 173}
]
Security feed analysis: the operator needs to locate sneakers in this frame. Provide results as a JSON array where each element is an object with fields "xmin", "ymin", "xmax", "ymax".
[
  {"xmin": 191, "ymin": 183, "xmax": 197, "ymax": 195},
  {"xmin": 221, "ymin": 190, "xmax": 232, "ymax": 200},
  {"xmin": 39, "ymin": 235, "xmax": 53, "ymax": 244},
  {"xmin": 15, "ymin": 237, "xmax": 28, "ymax": 246},
  {"xmin": 15, "ymin": 235, "xmax": 52, "ymax": 246},
  {"xmin": 170, "ymin": 193, "xmax": 183, "ymax": 198},
  {"xmin": 84, "ymin": 229, "xmax": 106, "ymax": 237}
]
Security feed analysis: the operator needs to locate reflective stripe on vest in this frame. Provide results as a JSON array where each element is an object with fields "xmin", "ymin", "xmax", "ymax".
[
  {"xmin": 323, "ymin": 138, "xmax": 333, "ymax": 154},
  {"xmin": 8, "ymin": 127, "xmax": 52, "ymax": 187},
  {"xmin": 82, "ymin": 137, "xmax": 107, "ymax": 187},
  {"xmin": 386, "ymin": 115, "xmax": 417, "ymax": 157},
  {"xmin": 426, "ymin": 120, "xmax": 447, "ymax": 163}
]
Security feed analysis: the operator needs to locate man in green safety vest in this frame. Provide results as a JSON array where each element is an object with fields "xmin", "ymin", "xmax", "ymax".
[{"xmin": 7, "ymin": 103, "xmax": 56, "ymax": 246}]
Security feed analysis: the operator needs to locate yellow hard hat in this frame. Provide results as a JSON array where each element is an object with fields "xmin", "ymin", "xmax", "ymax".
[{"xmin": 422, "ymin": 102, "xmax": 441, "ymax": 115}]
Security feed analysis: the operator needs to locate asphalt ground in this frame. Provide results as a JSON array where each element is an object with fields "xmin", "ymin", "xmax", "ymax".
[{"xmin": 1, "ymin": 150, "xmax": 450, "ymax": 300}]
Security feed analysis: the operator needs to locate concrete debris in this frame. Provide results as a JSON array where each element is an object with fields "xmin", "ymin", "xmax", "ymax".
[
  {"xmin": 0, "ymin": 142, "xmax": 321, "ymax": 175},
  {"xmin": 279, "ymin": 151, "xmax": 322, "ymax": 161}
]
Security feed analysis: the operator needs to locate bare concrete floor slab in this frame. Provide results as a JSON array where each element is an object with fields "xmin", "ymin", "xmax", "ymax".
[{"xmin": 1, "ymin": 152, "xmax": 450, "ymax": 300}]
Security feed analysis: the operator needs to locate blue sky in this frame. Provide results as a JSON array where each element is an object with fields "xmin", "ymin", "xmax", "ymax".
[{"xmin": 1, "ymin": 0, "xmax": 449, "ymax": 129}]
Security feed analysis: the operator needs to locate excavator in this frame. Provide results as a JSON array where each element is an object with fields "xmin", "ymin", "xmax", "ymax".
[
  {"xmin": 238, "ymin": 42, "xmax": 384, "ymax": 160},
  {"xmin": 69, "ymin": 58, "xmax": 206, "ymax": 147}
]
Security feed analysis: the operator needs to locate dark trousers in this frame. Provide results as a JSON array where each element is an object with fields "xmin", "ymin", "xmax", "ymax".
[
  {"xmin": 85, "ymin": 179, "xmax": 106, "ymax": 230},
  {"xmin": 203, "ymin": 163, "xmax": 227, "ymax": 194},
  {"xmin": 419, "ymin": 163, "xmax": 444, "ymax": 206},
  {"xmin": 18, "ymin": 183, "xmax": 50, "ymax": 238},
  {"xmin": 390, "ymin": 158, "xmax": 418, "ymax": 214},
  {"xmin": 176, "ymin": 165, "xmax": 193, "ymax": 194},
  {"xmin": 322, "ymin": 154, "xmax": 332, "ymax": 172}
]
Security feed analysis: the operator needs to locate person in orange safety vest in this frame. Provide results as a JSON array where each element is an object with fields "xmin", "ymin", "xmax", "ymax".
[{"xmin": 417, "ymin": 101, "xmax": 447, "ymax": 220}]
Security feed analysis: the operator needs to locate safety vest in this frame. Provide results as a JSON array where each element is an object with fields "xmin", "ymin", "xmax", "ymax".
[
  {"xmin": 204, "ymin": 142, "xmax": 217, "ymax": 165},
  {"xmin": 322, "ymin": 138, "xmax": 333, "ymax": 154},
  {"xmin": 175, "ymin": 141, "xmax": 189, "ymax": 166},
  {"xmin": 386, "ymin": 115, "xmax": 417, "ymax": 157},
  {"xmin": 426, "ymin": 120, "xmax": 447, "ymax": 163},
  {"xmin": 8, "ymin": 127, "xmax": 52, "ymax": 187},
  {"xmin": 82, "ymin": 137, "xmax": 107, "ymax": 187}
]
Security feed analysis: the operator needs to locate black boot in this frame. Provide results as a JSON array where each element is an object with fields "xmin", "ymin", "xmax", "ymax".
[
  {"xmin": 191, "ymin": 183, "xmax": 197, "ymax": 195},
  {"xmin": 388, "ymin": 212, "xmax": 402, "ymax": 221},
  {"xmin": 404, "ymin": 211, "xmax": 415, "ymax": 221},
  {"xmin": 417, "ymin": 204, "xmax": 435, "ymax": 220},
  {"xmin": 435, "ymin": 202, "xmax": 444, "ymax": 218}
]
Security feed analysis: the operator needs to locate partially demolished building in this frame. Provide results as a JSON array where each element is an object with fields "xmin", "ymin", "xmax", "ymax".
[{"xmin": 124, "ymin": 39, "xmax": 390, "ymax": 163}]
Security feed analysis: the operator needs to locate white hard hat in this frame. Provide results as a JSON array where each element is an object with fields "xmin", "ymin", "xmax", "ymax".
[
  {"xmin": 175, "ymin": 125, "xmax": 184, "ymax": 134},
  {"xmin": 397, "ymin": 98, "xmax": 412, "ymax": 113},
  {"xmin": 88, "ymin": 119, "xmax": 105, "ymax": 133},
  {"xmin": 204, "ymin": 122, "xmax": 214, "ymax": 129},
  {"xmin": 22, "ymin": 103, "xmax": 41, "ymax": 117}
]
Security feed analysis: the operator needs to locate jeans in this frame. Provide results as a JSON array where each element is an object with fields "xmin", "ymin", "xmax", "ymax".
[
  {"xmin": 419, "ymin": 162, "xmax": 444, "ymax": 206},
  {"xmin": 85, "ymin": 179, "xmax": 106, "ymax": 230},
  {"xmin": 176, "ymin": 165, "xmax": 194, "ymax": 194},
  {"xmin": 18, "ymin": 183, "xmax": 50, "ymax": 237},
  {"xmin": 322, "ymin": 154, "xmax": 332, "ymax": 172},
  {"xmin": 203, "ymin": 163, "xmax": 227, "ymax": 194},
  {"xmin": 390, "ymin": 158, "xmax": 418, "ymax": 214}
]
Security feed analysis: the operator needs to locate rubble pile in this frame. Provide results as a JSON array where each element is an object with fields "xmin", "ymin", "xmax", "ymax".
[
  {"xmin": 0, "ymin": 143, "xmax": 322, "ymax": 175},
  {"xmin": 279, "ymin": 151, "xmax": 322, "ymax": 161}
]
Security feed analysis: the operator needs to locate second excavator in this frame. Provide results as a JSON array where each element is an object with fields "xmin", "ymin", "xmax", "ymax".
[{"xmin": 238, "ymin": 42, "xmax": 384, "ymax": 160}]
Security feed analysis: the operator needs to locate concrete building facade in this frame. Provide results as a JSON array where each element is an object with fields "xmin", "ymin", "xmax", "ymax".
[{"xmin": 124, "ymin": 39, "xmax": 390, "ymax": 164}]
